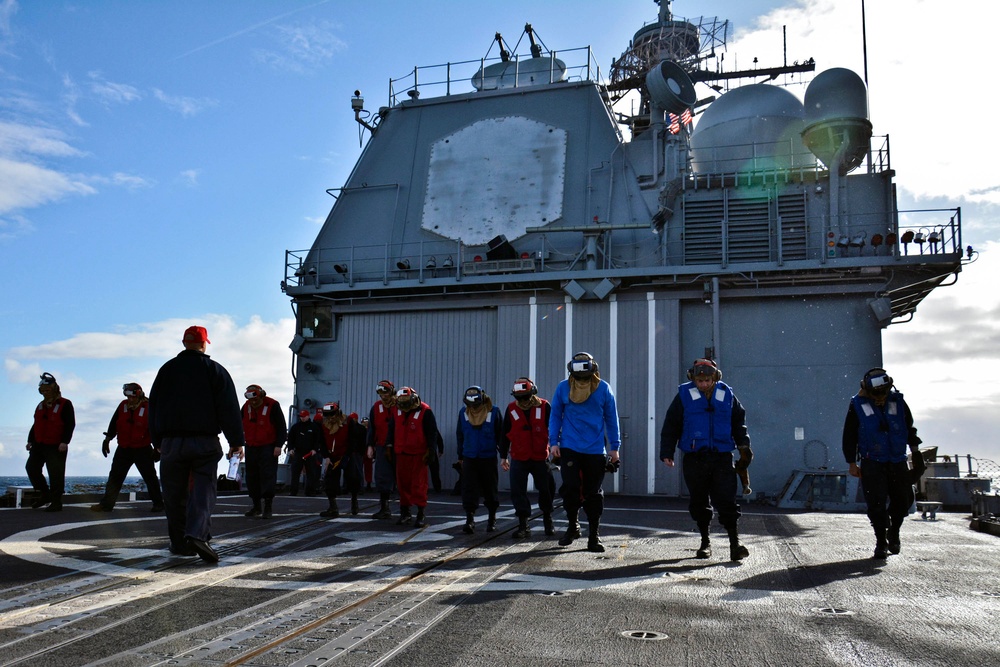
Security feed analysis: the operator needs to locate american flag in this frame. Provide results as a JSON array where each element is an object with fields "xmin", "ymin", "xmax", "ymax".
[
  {"xmin": 681, "ymin": 108, "xmax": 693, "ymax": 125},
  {"xmin": 668, "ymin": 113, "xmax": 681, "ymax": 134}
]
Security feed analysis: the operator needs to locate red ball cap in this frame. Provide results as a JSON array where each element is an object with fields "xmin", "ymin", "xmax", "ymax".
[{"xmin": 183, "ymin": 326, "xmax": 211, "ymax": 344}]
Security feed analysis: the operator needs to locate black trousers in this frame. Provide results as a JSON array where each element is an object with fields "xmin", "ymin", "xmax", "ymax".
[
  {"xmin": 245, "ymin": 445, "xmax": 279, "ymax": 503},
  {"xmin": 860, "ymin": 459, "xmax": 913, "ymax": 533},
  {"xmin": 288, "ymin": 451, "xmax": 320, "ymax": 494},
  {"xmin": 324, "ymin": 453, "xmax": 363, "ymax": 500},
  {"xmin": 681, "ymin": 450, "xmax": 741, "ymax": 529},
  {"xmin": 461, "ymin": 457, "xmax": 500, "ymax": 514},
  {"xmin": 558, "ymin": 448, "xmax": 607, "ymax": 524},
  {"xmin": 99, "ymin": 446, "xmax": 164, "ymax": 507},
  {"xmin": 26, "ymin": 443, "xmax": 67, "ymax": 505},
  {"xmin": 159, "ymin": 436, "xmax": 223, "ymax": 547},
  {"xmin": 371, "ymin": 445, "xmax": 396, "ymax": 494},
  {"xmin": 509, "ymin": 459, "xmax": 555, "ymax": 517}
]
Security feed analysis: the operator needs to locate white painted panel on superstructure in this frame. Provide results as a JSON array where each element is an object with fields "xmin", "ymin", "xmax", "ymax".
[{"xmin": 422, "ymin": 116, "xmax": 566, "ymax": 244}]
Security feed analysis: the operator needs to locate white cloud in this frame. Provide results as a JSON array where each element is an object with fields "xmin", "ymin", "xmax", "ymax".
[
  {"xmin": 152, "ymin": 88, "xmax": 217, "ymax": 117},
  {"xmin": 179, "ymin": 168, "xmax": 200, "ymax": 186},
  {"xmin": 255, "ymin": 20, "xmax": 346, "ymax": 73},
  {"xmin": 87, "ymin": 72, "xmax": 142, "ymax": 106},
  {"xmin": 0, "ymin": 120, "xmax": 82, "ymax": 158},
  {"xmin": 0, "ymin": 155, "xmax": 95, "ymax": 214}
]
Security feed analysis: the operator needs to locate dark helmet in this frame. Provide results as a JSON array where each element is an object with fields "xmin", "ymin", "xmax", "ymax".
[
  {"xmin": 244, "ymin": 384, "xmax": 266, "ymax": 400},
  {"xmin": 463, "ymin": 385, "xmax": 485, "ymax": 405},
  {"xmin": 862, "ymin": 368, "xmax": 893, "ymax": 395},
  {"xmin": 687, "ymin": 358, "xmax": 722, "ymax": 381},
  {"xmin": 123, "ymin": 382, "xmax": 143, "ymax": 397},
  {"xmin": 567, "ymin": 352, "xmax": 599, "ymax": 379},
  {"xmin": 396, "ymin": 387, "xmax": 418, "ymax": 410},
  {"xmin": 511, "ymin": 377, "xmax": 537, "ymax": 399}
]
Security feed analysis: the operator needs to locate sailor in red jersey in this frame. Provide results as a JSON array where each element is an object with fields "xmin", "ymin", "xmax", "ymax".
[
  {"xmin": 386, "ymin": 387, "xmax": 440, "ymax": 528},
  {"xmin": 26, "ymin": 372, "xmax": 76, "ymax": 511},
  {"xmin": 91, "ymin": 382, "xmax": 164, "ymax": 512},
  {"xmin": 366, "ymin": 380, "xmax": 397, "ymax": 519},
  {"xmin": 241, "ymin": 384, "xmax": 287, "ymax": 519},
  {"xmin": 501, "ymin": 377, "xmax": 556, "ymax": 538},
  {"xmin": 318, "ymin": 401, "xmax": 366, "ymax": 517}
]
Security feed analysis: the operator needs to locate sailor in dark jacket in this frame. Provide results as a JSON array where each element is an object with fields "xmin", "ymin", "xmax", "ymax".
[
  {"xmin": 843, "ymin": 367, "xmax": 922, "ymax": 559},
  {"xmin": 286, "ymin": 409, "xmax": 323, "ymax": 496},
  {"xmin": 660, "ymin": 358, "xmax": 752, "ymax": 562},
  {"xmin": 149, "ymin": 325, "xmax": 244, "ymax": 562}
]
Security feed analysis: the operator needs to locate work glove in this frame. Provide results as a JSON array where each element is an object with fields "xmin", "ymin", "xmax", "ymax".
[
  {"xmin": 735, "ymin": 446, "xmax": 753, "ymax": 471},
  {"xmin": 605, "ymin": 456, "xmax": 621, "ymax": 473},
  {"xmin": 101, "ymin": 438, "xmax": 111, "ymax": 458}
]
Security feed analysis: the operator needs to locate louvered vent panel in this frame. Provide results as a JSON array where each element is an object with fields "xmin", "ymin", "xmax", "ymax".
[
  {"xmin": 778, "ymin": 193, "xmax": 808, "ymax": 260},
  {"xmin": 683, "ymin": 199, "xmax": 724, "ymax": 264},
  {"xmin": 727, "ymin": 198, "xmax": 770, "ymax": 263}
]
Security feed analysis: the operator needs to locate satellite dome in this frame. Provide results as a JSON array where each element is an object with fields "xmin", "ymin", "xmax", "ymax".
[
  {"xmin": 802, "ymin": 68, "xmax": 872, "ymax": 174},
  {"xmin": 690, "ymin": 85, "xmax": 810, "ymax": 174}
]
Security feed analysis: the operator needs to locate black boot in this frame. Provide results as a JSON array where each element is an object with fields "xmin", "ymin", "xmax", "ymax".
[
  {"xmin": 372, "ymin": 494, "xmax": 391, "ymax": 519},
  {"xmin": 696, "ymin": 523, "xmax": 712, "ymax": 559},
  {"xmin": 726, "ymin": 523, "xmax": 749, "ymax": 561},
  {"xmin": 396, "ymin": 505, "xmax": 413, "ymax": 525},
  {"xmin": 543, "ymin": 513, "xmax": 555, "ymax": 536},
  {"xmin": 512, "ymin": 516, "xmax": 529, "ymax": 539},
  {"xmin": 320, "ymin": 499, "xmax": 339, "ymax": 518},
  {"xmin": 261, "ymin": 498, "xmax": 273, "ymax": 519},
  {"xmin": 414, "ymin": 507, "xmax": 427, "ymax": 528},
  {"xmin": 888, "ymin": 520, "xmax": 902, "ymax": 555},
  {"xmin": 351, "ymin": 494, "xmax": 360, "ymax": 515},
  {"xmin": 587, "ymin": 522, "xmax": 605, "ymax": 553},
  {"xmin": 487, "ymin": 510, "xmax": 497, "ymax": 532},
  {"xmin": 559, "ymin": 510, "xmax": 581, "ymax": 546},
  {"xmin": 463, "ymin": 512, "xmax": 475, "ymax": 534},
  {"xmin": 245, "ymin": 502, "xmax": 262, "ymax": 518},
  {"xmin": 873, "ymin": 526, "xmax": 888, "ymax": 559}
]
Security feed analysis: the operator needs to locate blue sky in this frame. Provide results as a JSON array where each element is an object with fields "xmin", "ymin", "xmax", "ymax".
[{"xmin": 2, "ymin": 0, "xmax": 998, "ymax": 478}]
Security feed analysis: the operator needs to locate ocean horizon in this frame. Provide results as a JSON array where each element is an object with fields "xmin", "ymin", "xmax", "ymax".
[{"xmin": 0, "ymin": 476, "xmax": 148, "ymax": 497}]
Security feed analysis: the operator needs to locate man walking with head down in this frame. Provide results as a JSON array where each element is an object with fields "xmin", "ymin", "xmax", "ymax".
[{"xmin": 150, "ymin": 326, "xmax": 245, "ymax": 563}]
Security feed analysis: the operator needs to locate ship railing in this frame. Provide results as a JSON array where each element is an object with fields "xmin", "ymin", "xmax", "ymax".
[
  {"xmin": 283, "ymin": 208, "xmax": 962, "ymax": 290},
  {"xmin": 388, "ymin": 45, "xmax": 602, "ymax": 107},
  {"xmin": 684, "ymin": 134, "xmax": 892, "ymax": 190},
  {"xmin": 286, "ymin": 239, "xmax": 503, "ymax": 289}
]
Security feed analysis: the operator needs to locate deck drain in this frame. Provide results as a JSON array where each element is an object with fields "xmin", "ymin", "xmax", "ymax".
[
  {"xmin": 268, "ymin": 572, "xmax": 303, "ymax": 578},
  {"xmin": 621, "ymin": 630, "xmax": 669, "ymax": 641},
  {"xmin": 811, "ymin": 607, "xmax": 855, "ymax": 616}
]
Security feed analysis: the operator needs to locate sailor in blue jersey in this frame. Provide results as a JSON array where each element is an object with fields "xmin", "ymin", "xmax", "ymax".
[
  {"xmin": 456, "ymin": 386, "xmax": 503, "ymax": 534},
  {"xmin": 549, "ymin": 352, "xmax": 621, "ymax": 553},
  {"xmin": 660, "ymin": 359, "xmax": 752, "ymax": 561},
  {"xmin": 842, "ymin": 368, "xmax": 922, "ymax": 559}
]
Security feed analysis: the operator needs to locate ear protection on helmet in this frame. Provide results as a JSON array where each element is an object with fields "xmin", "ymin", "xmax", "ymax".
[
  {"xmin": 512, "ymin": 377, "xmax": 537, "ymax": 397},
  {"xmin": 862, "ymin": 368, "xmax": 893, "ymax": 390},
  {"xmin": 376, "ymin": 380, "xmax": 395, "ymax": 395},
  {"xmin": 687, "ymin": 358, "xmax": 722, "ymax": 381},
  {"xmin": 464, "ymin": 385, "xmax": 485, "ymax": 404},
  {"xmin": 123, "ymin": 382, "xmax": 143, "ymax": 397},
  {"xmin": 39, "ymin": 372, "xmax": 57, "ymax": 387},
  {"xmin": 245, "ymin": 384, "xmax": 265, "ymax": 400},
  {"xmin": 567, "ymin": 352, "xmax": 598, "ymax": 378}
]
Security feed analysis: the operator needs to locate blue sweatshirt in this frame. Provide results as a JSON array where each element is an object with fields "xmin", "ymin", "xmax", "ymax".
[{"xmin": 548, "ymin": 379, "xmax": 621, "ymax": 455}]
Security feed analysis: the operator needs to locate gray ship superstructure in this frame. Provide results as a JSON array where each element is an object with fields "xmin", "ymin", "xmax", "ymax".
[{"xmin": 282, "ymin": 1, "xmax": 965, "ymax": 500}]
